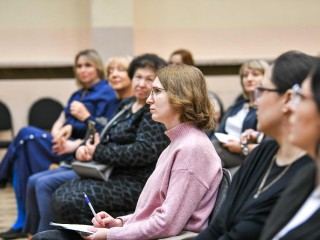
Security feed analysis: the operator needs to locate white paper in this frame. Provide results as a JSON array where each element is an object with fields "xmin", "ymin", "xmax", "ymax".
[
  {"xmin": 214, "ymin": 133, "xmax": 239, "ymax": 144},
  {"xmin": 50, "ymin": 222, "xmax": 94, "ymax": 235}
]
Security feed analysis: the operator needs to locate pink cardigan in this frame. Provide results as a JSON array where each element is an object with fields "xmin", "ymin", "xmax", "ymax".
[{"xmin": 107, "ymin": 123, "xmax": 222, "ymax": 240}]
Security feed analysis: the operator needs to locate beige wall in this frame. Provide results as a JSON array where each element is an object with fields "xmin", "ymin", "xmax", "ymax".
[
  {"xmin": 1, "ymin": 0, "xmax": 319, "ymax": 63},
  {"xmin": 0, "ymin": 80, "xmax": 77, "ymax": 132},
  {"xmin": 0, "ymin": 0, "xmax": 91, "ymax": 63},
  {"xmin": 133, "ymin": 0, "xmax": 320, "ymax": 60},
  {"xmin": 0, "ymin": 0, "xmax": 320, "ymax": 132}
]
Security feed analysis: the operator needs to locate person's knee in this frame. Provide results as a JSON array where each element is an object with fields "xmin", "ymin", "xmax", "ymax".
[
  {"xmin": 36, "ymin": 176, "xmax": 53, "ymax": 193},
  {"xmin": 17, "ymin": 126, "xmax": 34, "ymax": 137},
  {"xmin": 28, "ymin": 174, "xmax": 39, "ymax": 189}
]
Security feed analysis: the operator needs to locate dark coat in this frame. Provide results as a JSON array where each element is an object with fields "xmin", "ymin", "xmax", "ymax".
[
  {"xmin": 93, "ymin": 97, "xmax": 170, "ymax": 182},
  {"xmin": 260, "ymin": 163, "xmax": 320, "ymax": 240},
  {"xmin": 195, "ymin": 139, "xmax": 313, "ymax": 240}
]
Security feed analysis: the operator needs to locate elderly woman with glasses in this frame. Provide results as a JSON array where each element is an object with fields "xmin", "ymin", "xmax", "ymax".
[
  {"xmin": 260, "ymin": 58, "xmax": 320, "ymax": 240},
  {"xmin": 195, "ymin": 51, "xmax": 315, "ymax": 240}
]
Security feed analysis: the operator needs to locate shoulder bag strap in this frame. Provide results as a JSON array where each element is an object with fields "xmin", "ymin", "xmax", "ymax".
[{"xmin": 99, "ymin": 102, "xmax": 133, "ymax": 139}]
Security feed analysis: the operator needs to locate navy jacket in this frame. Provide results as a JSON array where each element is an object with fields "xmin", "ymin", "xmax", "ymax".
[{"xmin": 217, "ymin": 99, "xmax": 257, "ymax": 135}]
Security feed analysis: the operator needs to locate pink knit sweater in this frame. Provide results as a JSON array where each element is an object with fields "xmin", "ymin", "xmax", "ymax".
[{"xmin": 107, "ymin": 123, "xmax": 222, "ymax": 240}]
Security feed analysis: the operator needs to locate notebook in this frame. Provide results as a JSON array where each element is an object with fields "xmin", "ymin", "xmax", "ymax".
[{"xmin": 50, "ymin": 222, "xmax": 93, "ymax": 236}]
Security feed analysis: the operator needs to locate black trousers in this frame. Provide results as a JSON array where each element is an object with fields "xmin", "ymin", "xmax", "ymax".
[
  {"xmin": 32, "ymin": 229, "xmax": 83, "ymax": 240},
  {"xmin": 51, "ymin": 175, "xmax": 144, "ymax": 224}
]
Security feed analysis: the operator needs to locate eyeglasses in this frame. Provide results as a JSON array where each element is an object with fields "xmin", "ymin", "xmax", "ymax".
[
  {"xmin": 150, "ymin": 86, "xmax": 166, "ymax": 99},
  {"xmin": 254, "ymin": 87, "xmax": 282, "ymax": 100},
  {"xmin": 290, "ymin": 84, "xmax": 306, "ymax": 109}
]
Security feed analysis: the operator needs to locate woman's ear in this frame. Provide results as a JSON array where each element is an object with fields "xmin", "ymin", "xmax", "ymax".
[{"xmin": 282, "ymin": 89, "xmax": 292, "ymax": 113}]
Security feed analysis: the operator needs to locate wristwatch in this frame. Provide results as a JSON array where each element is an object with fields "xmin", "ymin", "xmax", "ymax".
[{"xmin": 241, "ymin": 143, "xmax": 249, "ymax": 156}]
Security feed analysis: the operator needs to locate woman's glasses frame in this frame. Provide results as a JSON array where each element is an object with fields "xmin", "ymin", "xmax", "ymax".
[
  {"xmin": 254, "ymin": 86, "xmax": 282, "ymax": 101},
  {"xmin": 150, "ymin": 86, "xmax": 166, "ymax": 99}
]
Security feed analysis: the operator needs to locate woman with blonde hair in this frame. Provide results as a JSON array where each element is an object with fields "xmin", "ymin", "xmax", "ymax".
[
  {"xmin": 20, "ymin": 56, "xmax": 133, "ymax": 238},
  {"xmin": 0, "ymin": 49, "xmax": 118, "ymax": 239},
  {"xmin": 32, "ymin": 64, "xmax": 222, "ymax": 240},
  {"xmin": 213, "ymin": 59, "xmax": 269, "ymax": 168}
]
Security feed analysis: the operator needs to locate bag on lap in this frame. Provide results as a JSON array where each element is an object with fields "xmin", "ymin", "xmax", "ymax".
[
  {"xmin": 72, "ymin": 102, "xmax": 133, "ymax": 182},
  {"xmin": 71, "ymin": 161, "xmax": 113, "ymax": 181}
]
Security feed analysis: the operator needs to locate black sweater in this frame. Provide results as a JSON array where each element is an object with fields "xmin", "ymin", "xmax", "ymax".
[{"xmin": 196, "ymin": 139, "xmax": 313, "ymax": 240}]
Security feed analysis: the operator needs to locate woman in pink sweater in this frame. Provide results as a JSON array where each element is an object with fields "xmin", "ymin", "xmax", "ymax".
[{"xmin": 32, "ymin": 64, "xmax": 222, "ymax": 240}]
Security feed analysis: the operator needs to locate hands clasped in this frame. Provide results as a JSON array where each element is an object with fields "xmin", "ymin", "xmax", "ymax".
[{"xmin": 76, "ymin": 133, "xmax": 101, "ymax": 161}]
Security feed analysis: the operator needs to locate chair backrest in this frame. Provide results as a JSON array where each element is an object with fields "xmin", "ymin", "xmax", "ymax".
[
  {"xmin": 158, "ymin": 168, "xmax": 232, "ymax": 240},
  {"xmin": 0, "ymin": 100, "xmax": 14, "ymax": 148},
  {"xmin": 28, "ymin": 98, "xmax": 64, "ymax": 131},
  {"xmin": 209, "ymin": 168, "xmax": 232, "ymax": 222}
]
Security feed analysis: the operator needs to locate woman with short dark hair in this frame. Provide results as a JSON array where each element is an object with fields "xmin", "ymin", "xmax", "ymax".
[{"xmin": 260, "ymin": 58, "xmax": 320, "ymax": 240}]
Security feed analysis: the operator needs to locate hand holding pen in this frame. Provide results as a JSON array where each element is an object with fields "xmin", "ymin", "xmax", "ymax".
[
  {"xmin": 83, "ymin": 192, "xmax": 123, "ymax": 228},
  {"xmin": 83, "ymin": 192, "xmax": 102, "ymax": 225},
  {"xmin": 91, "ymin": 211, "xmax": 123, "ymax": 228}
]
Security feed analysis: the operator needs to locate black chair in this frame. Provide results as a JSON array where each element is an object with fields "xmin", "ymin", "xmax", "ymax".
[
  {"xmin": 208, "ymin": 168, "xmax": 232, "ymax": 221},
  {"xmin": 0, "ymin": 100, "xmax": 14, "ymax": 148},
  {"xmin": 160, "ymin": 168, "xmax": 232, "ymax": 240},
  {"xmin": 28, "ymin": 98, "xmax": 64, "ymax": 131}
]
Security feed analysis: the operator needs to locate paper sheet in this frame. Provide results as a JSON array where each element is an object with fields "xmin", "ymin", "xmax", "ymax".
[
  {"xmin": 214, "ymin": 133, "xmax": 239, "ymax": 144},
  {"xmin": 50, "ymin": 222, "xmax": 94, "ymax": 236}
]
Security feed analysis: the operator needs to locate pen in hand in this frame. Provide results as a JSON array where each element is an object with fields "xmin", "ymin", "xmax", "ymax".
[{"xmin": 83, "ymin": 192, "xmax": 99, "ymax": 223}]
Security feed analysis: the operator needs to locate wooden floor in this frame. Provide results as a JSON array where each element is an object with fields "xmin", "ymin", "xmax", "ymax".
[{"xmin": 0, "ymin": 184, "xmax": 28, "ymax": 240}]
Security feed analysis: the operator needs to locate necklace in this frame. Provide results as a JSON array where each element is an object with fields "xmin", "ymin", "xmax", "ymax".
[{"xmin": 253, "ymin": 156, "xmax": 291, "ymax": 199}]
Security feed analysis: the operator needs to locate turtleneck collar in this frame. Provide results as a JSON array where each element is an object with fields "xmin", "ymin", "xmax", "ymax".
[{"xmin": 165, "ymin": 123, "xmax": 197, "ymax": 142}]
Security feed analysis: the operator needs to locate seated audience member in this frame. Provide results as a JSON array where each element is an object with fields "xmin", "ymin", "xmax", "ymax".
[
  {"xmin": 205, "ymin": 91, "xmax": 225, "ymax": 138},
  {"xmin": 195, "ymin": 51, "xmax": 315, "ymax": 240},
  {"xmin": 23, "ymin": 57, "xmax": 133, "ymax": 238},
  {"xmin": 168, "ymin": 48, "xmax": 224, "ymax": 135},
  {"xmin": 168, "ymin": 48, "xmax": 195, "ymax": 66},
  {"xmin": 32, "ymin": 64, "xmax": 222, "ymax": 240},
  {"xmin": 49, "ymin": 54, "xmax": 170, "ymax": 225},
  {"xmin": 212, "ymin": 59, "xmax": 269, "ymax": 168},
  {"xmin": 0, "ymin": 49, "xmax": 118, "ymax": 240},
  {"xmin": 260, "ymin": 57, "xmax": 320, "ymax": 240}
]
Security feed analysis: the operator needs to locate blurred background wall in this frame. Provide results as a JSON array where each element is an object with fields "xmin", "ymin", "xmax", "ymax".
[{"xmin": 0, "ymin": 0, "xmax": 320, "ymax": 133}]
